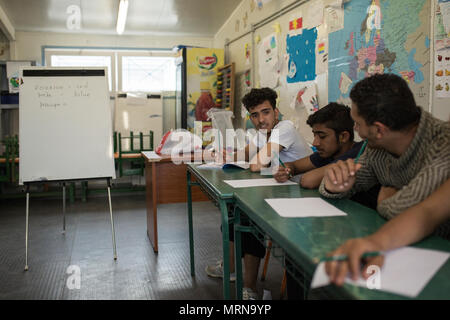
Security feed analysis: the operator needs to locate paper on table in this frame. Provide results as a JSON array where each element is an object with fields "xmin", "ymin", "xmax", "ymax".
[
  {"xmin": 310, "ymin": 247, "xmax": 450, "ymax": 298},
  {"xmin": 265, "ymin": 198, "xmax": 347, "ymax": 218},
  {"xmin": 198, "ymin": 162, "xmax": 250, "ymax": 170},
  {"xmin": 141, "ymin": 151, "xmax": 161, "ymax": 160},
  {"xmin": 223, "ymin": 178, "xmax": 297, "ymax": 188}
]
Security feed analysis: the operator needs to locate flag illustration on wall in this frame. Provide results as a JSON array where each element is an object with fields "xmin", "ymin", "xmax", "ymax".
[
  {"xmin": 318, "ymin": 42, "xmax": 325, "ymax": 54},
  {"xmin": 289, "ymin": 17, "xmax": 302, "ymax": 30}
]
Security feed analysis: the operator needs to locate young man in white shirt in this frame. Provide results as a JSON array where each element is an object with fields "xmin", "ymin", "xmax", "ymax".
[{"xmin": 205, "ymin": 88, "xmax": 311, "ymax": 299}]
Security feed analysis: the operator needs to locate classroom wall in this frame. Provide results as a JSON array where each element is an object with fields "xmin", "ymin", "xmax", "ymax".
[
  {"xmin": 10, "ymin": 30, "xmax": 214, "ymax": 62},
  {"xmin": 214, "ymin": 0, "xmax": 338, "ymax": 143},
  {"xmin": 214, "ymin": 0, "xmax": 448, "ymax": 145}
]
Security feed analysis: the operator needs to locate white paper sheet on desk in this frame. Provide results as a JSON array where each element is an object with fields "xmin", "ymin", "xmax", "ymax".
[
  {"xmin": 198, "ymin": 162, "xmax": 250, "ymax": 170},
  {"xmin": 265, "ymin": 198, "xmax": 347, "ymax": 218},
  {"xmin": 223, "ymin": 178, "xmax": 296, "ymax": 188},
  {"xmin": 141, "ymin": 151, "xmax": 161, "ymax": 160},
  {"xmin": 310, "ymin": 247, "xmax": 450, "ymax": 298}
]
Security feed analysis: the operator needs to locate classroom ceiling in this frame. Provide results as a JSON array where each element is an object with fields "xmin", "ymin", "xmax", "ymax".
[{"xmin": 0, "ymin": 0, "xmax": 242, "ymax": 37}]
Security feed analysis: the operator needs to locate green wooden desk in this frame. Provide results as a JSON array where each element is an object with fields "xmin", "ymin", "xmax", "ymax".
[
  {"xmin": 233, "ymin": 185, "xmax": 450, "ymax": 300},
  {"xmin": 186, "ymin": 163, "xmax": 264, "ymax": 300}
]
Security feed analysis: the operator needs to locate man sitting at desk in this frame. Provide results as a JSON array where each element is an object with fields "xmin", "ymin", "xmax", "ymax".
[
  {"xmin": 274, "ymin": 102, "xmax": 364, "ymax": 188},
  {"xmin": 205, "ymin": 87, "xmax": 311, "ymax": 299},
  {"xmin": 320, "ymin": 73, "xmax": 450, "ymax": 231},
  {"xmin": 233, "ymin": 87, "xmax": 312, "ymax": 171}
]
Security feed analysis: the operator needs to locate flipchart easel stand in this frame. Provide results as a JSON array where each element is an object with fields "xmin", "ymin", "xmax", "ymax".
[{"xmin": 24, "ymin": 177, "xmax": 117, "ymax": 271}]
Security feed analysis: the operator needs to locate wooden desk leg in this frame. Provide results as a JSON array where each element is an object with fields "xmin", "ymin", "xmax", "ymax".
[{"xmin": 146, "ymin": 161, "xmax": 158, "ymax": 253}]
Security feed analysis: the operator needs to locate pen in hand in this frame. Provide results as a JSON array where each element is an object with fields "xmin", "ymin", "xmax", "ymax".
[
  {"xmin": 320, "ymin": 251, "xmax": 381, "ymax": 262},
  {"xmin": 278, "ymin": 156, "xmax": 293, "ymax": 178}
]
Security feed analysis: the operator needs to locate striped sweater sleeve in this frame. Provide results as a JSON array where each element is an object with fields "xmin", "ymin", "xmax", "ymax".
[
  {"xmin": 377, "ymin": 152, "xmax": 450, "ymax": 220},
  {"xmin": 319, "ymin": 150, "xmax": 379, "ymax": 198}
]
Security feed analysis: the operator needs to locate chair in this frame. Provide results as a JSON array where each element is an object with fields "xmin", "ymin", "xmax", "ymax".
[
  {"xmin": 0, "ymin": 135, "xmax": 19, "ymax": 183},
  {"xmin": 260, "ymin": 240, "xmax": 287, "ymax": 299},
  {"xmin": 116, "ymin": 131, "xmax": 154, "ymax": 177}
]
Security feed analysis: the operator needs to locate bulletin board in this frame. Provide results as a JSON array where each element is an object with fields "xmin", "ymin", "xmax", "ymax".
[{"xmin": 226, "ymin": 0, "xmax": 436, "ymax": 142}]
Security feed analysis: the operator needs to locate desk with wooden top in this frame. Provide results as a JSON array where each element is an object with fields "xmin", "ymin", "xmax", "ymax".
[
  {"xmin": 232, "ymin": 185, "xmax": 450, "ymax": 300},
  {"xmin": 142, "ymin": 153, "xmax": 209, "ymax": 253}
]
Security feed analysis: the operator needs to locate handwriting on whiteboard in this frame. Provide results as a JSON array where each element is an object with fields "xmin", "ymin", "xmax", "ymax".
[{"xmin": 34, "ymin": 82, "xmax": 91, "ymax": 108}]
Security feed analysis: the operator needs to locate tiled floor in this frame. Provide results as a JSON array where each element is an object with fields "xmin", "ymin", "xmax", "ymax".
[{"xmin": 0, "ymin": 194, "xmax": 284, "ymax": 300}]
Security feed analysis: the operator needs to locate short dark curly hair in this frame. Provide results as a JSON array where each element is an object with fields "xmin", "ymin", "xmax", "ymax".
[
  {"xmin": 242, "ymin": 87, "xmax": 277, "ymax": 111},
  {"xmin": 306, "ymin": 103, "xmax": 355, "ymax": 141},
  {"xmin": 350, "ymin": 74, "xmax": 421, "ymax": 130}
]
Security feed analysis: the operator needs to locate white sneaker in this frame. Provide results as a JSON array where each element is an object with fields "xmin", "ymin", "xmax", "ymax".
[
  {"xmin": 205, "ymin": 260, "xmax": 236, "ymax": 282},
  {"xmin": 242, "ymin": 287, "xmax": 258, "ymax": 300}
]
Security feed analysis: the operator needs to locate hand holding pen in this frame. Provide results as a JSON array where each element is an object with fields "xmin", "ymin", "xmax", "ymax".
[
  {"xmin": 324, "ymin": 237, "xmax": 384, "ymax": 286},
  {"xmin": 274, "ymin": 157, "xmax": 294, "ymax": 183}
]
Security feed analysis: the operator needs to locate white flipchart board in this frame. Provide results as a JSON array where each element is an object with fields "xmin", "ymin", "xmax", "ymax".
[{"xmin": 19, "ymin": 67, "xmax": 116, "ymax": 184}]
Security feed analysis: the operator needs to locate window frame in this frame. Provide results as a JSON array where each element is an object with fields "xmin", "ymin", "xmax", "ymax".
[
  {"xmin": 45, "ymin": 48, "xmax": 116, "ymax": 92},
  {"xmin": 117, "ymin": 50, "xmax": 176, "ymax": 93}
]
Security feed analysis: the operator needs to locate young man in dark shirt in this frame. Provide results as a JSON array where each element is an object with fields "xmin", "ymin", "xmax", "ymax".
[
  {"xmin": 274, "ymin": 102, "xmax": 380, "ymax": 300},
  {"xmin": 274, "ymin": 102, "xmax": 364, "ymax": 189}
]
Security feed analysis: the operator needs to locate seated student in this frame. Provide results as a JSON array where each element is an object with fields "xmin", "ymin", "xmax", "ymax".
[
  {"xmin": 325, "ymin": 178, "xmax": 450, "ymax": 286},
  {"xmin": 230, "ymin": 87, "xmax": 312, "ymax": 171},
  {"xmin": 319, "ymin": 73, "xmax": 450, "ymax": 225},
  {"xmin": 275, "ymin": 103, "xmax": 381, "ymax": 299},
  {"xmin": 205, "ymin": 87, "xmax": 312, "ymax": 300},
  {"xmin": 274, "ymin": 102, "xmax": 364, "ymax": 189}
]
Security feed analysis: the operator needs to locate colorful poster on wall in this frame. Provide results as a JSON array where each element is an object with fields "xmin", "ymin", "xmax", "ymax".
[
  {"xmin": 299, "ymin": 84, "xmax": 319, "ymax": 115},
  {"xmin": 288, "ymin": 15, "xmax": 303, "ymax": 36},
  {"xmin": 328, "ymin": 0, "xmax": 430, "ymax": 108},
  {"xmin": 186, "ymin": 48, "xmax": 224, "ymax": 131},
  {"xmin": 258, "ymin": 33, "xmax": 280, "ymax": 88},
  {"xmin": 286, "ymin": 28, "xmax": 317, "ymax": 83},
  {"xmin": 435, "ymin": 1, "xmax": 450, "ymax": 98},
  {"xmin": 7, "ymin": 61, "xmax": 31, "ymax": 93},
  {"xmin": 435, "ymin": 49, "xmax": 450, "ymax": 98},
  {"xmin": 316, "ymin": 38, "xmax": 328, "ymax": 75}
]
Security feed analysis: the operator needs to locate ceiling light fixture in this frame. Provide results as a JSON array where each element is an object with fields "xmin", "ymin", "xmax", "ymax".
[{"xmin": 116, "ymin": 0, "xmax": 129, "ymax": 35}]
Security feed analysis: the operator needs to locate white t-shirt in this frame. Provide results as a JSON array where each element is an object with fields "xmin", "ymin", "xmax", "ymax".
[{"xmin": 252, "ymin": 120, "xmax": 312, "ymax": 163}]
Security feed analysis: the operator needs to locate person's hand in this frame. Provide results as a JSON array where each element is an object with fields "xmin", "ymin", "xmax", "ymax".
[
  {"xmin": 325, "ymin": 237, "xmax": 385, "ymax": 286},
  {"xmin": 273, "ymin": 163, "xmax": 293, "ymax": 182},
  {"xmin": 323, "ymin": 159, "xmax": 362, "ymax": 193},
  {"xmin": 377, "ymin": 186, "xmax": 398, "ymax": 205}
]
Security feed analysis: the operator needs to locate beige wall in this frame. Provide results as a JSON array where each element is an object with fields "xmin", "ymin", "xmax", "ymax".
[
  {"xmin": 11, "ymin": 30, "xmax": 213, "ymax": 63},
  {"xmin": 213, "ymin": 0, "xmax": 446, "ymax": 144}
]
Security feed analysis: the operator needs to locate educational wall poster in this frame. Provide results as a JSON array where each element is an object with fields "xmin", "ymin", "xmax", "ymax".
[
  {"xmin": 316, "ymin": 38, "xmax": 328, "ymax": 75},
  {"xmin": 288, "ymin": 15, "xmax": 303, "ymax": 36},
  {"xmin": 258, "ymin": 33, "xmax": 280, "ymax": 88},
  {"xmin": 324, "ymin": 0, "xmax": 344, "ymax": 33},
  {"xmin": 299, "ymin": 84, "xmax": 319, "ymax": 115},
  {"xmin": 439, "ymin": 1, "xmax": 450, "ymax": 34},
  {"xmin": 286, "ymin": 28, "xmax": 317, "ymax": 83},
  {"xmin": 434, "ymin": 48, "xmax": 450, "ymax": 98},
  {"xmin": 435, "ymin": 1, "xmax": 450, "ymax": 98},
  {"xmin": 328, "ymin": 0, "xmax": 430, "ymax": 108}
]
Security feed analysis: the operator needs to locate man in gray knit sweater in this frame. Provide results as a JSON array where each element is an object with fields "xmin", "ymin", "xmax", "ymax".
[{"xmin": 319, "ymin": 74, "xmax": 450, "ymax": 238}]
